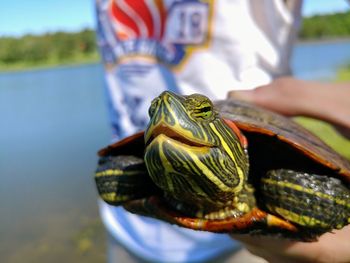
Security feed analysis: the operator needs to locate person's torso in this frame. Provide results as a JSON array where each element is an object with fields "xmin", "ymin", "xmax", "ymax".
[{"xmin": 96, "ymin": 1, "xmax": 301, "ymax": 261}]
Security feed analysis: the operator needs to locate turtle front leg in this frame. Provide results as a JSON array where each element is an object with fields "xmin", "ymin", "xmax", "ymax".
[
  {"xmin": 95, "ymin": 155, "xmax": 159, "ymax": 205},
  {"xmin": 260, "ymin": 169, "xmax": 350, "ymax": 231},
  {"xmin": 194, "ymin": 184, "xmax": 256, "ymax": 220}
]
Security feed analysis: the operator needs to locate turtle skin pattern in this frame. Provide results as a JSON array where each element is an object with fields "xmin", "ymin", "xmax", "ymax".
[{"xmin": 95, "ymin": 92, "xmax": 350, "ymax": 241}]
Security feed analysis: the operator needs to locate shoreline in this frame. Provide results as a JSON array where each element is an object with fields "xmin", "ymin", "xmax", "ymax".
[
  {"xmin": 0, "ymin": 53, "xmax": 100, "ymax": 73},
  {"xmin": 0, "ymin": 59, "xmax": 101, "ymax": 75},
  {"xmin": 1, "ymin": 37, "xmax": 350, "ymax": 73},
  {"xmin": 297, "ymin": 37, "xmax": 350, "ymax": 45}
]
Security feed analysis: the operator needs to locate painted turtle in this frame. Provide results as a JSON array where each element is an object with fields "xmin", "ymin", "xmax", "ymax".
[{"xmin": 95, "ymin": 91, "xmax": 350, "ymax": 241}]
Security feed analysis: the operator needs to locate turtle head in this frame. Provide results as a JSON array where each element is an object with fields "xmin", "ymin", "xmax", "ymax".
[{"xmin": 144, "ymin": 91, "xmax": 249, "ymax": 212}]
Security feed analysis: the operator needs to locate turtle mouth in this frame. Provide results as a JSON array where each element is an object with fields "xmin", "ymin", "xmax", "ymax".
[{"xmin": 145, "ymin": 124, "xmax": 214, "ymax": 148}]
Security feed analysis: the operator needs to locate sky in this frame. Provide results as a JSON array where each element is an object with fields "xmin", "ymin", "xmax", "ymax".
[{"xmin": 0, "ymin": 0, "xmax": 349, "ymax": 37}]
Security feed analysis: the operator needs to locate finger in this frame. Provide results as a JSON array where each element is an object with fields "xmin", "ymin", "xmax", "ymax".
[
  {"xmin": 230, "ymin": 234, "xmax": 298, "ymax": 263},
  {"xmin": 231, "ymin": 234, "xmax": 294, "ymax": 250},
  {"xmin": 227, "ymin": 90, "xmax": 256, "ymax": 103}
]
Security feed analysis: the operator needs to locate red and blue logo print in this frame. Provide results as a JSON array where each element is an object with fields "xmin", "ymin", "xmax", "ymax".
[{"xmin": 104, "ymin": 0, "xmax": 213, "ymax": 66}]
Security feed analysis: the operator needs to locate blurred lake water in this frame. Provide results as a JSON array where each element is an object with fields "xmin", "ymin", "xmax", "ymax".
[
  {"xmin": 292, "ymin": 39, "xmax": 350, "ymax": 80},
  {"xmin": 0, "ymin": 64, "xmax": 111, "ymax": 262},
  {"xmin": 0, "ymin": 40, "xmax": 350, "ymax": 263}
]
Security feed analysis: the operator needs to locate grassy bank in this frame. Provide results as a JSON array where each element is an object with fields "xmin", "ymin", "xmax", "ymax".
[
  {"xmin": 295, "ymin": 65, "xmax": 350, "ymax": 160},
  {"xmin": 299, "ymin": 11, "xmax": 350, "ymax": 40},
  {"xmin": 337, "ymin": 64, "xmax": 350, "ymax": 81},
  {"xmin": 296, "ymin": 117, "xmax": 350, "ymax": 160},
  {"xmin": 0, "ymin": 52, "xmax": 100, "ymax": 72},
  {"xmin": 0, "ymin": 29, "xmax": 99, "ymax": 72}
]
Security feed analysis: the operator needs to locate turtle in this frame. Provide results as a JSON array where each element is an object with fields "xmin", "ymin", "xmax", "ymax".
[{"xmin": 95, "ymin": 91, "xmax": 350, "ymax": 241}]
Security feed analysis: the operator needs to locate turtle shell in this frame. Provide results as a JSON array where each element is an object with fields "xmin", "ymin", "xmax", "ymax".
[
  {"xmin": 215, "ymin": 99, "xmax": 350, "ymax": 182},
  {"xmin": 96, "ymin": 99, "xmax": 350, "ymax": 240}
]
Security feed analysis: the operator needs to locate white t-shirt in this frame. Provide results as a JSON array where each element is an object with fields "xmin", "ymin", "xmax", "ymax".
[{"xmin": 96, "ymin": 0, "xmax": 302, "ymax": 262}]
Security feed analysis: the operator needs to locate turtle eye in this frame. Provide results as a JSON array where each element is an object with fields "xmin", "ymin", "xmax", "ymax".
[
  {"xmin": 149, "ymin": 97, "xmax": 160, "ymax": 118},
  {"xmin": 192, "ymin": 101, "xmax": 213, "ymax": 119}
]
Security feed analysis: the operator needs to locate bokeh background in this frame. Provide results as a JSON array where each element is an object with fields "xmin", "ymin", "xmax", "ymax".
[{"xmin": 1, "ymin": 1, "xmax": 350, "ymax": 262}]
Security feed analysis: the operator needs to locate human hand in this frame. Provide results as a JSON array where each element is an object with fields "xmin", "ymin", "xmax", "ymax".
[
  {"xmin": 231, "ymin": 225, "xmax": 350, "ymax": 263},
  {"xmin": 228, "ymin": 77, "xmax": 350, "ymax": 138},
  {"xmin": 228, "ymin": 77, "xmax": 350, "ymax": 262}
]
